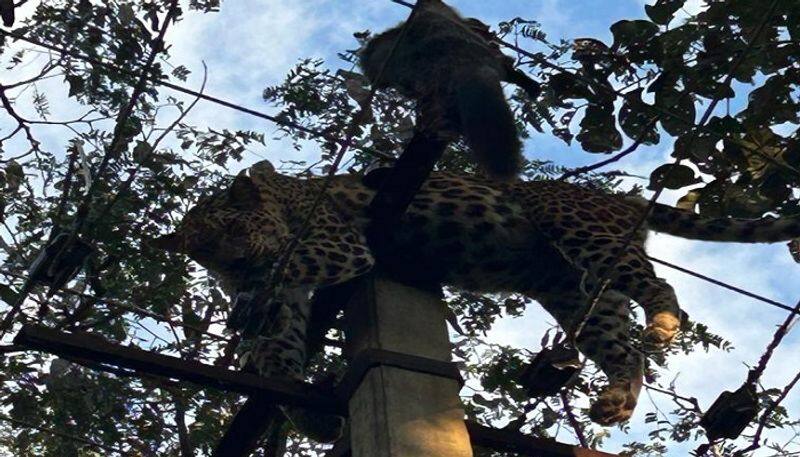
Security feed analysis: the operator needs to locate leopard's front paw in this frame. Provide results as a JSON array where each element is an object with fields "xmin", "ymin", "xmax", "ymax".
[
  {"xmin": 642, "ymin": 311, "xmax": 681, "ymax": 350},
  {"xmin": 589, "ymin": 381, "xmax": 638, "ymax": 426}
]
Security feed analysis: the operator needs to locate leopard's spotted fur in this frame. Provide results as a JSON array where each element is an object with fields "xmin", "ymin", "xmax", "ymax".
[{"xmin": 154, "ymin": 160, "xmax": 800, "ymax": 428}]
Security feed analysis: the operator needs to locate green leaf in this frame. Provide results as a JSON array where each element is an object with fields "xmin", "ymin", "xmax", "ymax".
[
  {"xmin": 548, "ymin": 73, "xmax": 593, "ymax": 100},
  {"xmin": 118, "ymin": 4, "xmax": 135, "ymax": 25},
  {"xmin": 645, "ymin": 0, "xmax": 686, "ymax": 24},
  {"xmin": 734, "ymin": 128, "xmax": 787, "ymax": 180},
  {"xmin": 648, "ymin": 163, "xmax": 699, "ymax": 190},
  {"xmin": 0, "ymin": 283, "xmax": 18, "ymax": 305},
  {"xmin": 759, "ymin": 173, "xmax": 790, "ymax": 204},
  {"xmin": 725, "ymin": 181, "xmax": 776, "ymax": 218},
  {"xmin": 656, "ymin": 24, "xmax": 700, "ymax": 68},
  {"xmin": 576, "ymin": 103, "xmax": 623, "ymax": 153},
  {"xmin": 4, "ymin": 160, "xmax": 23, "ymax": 191},
  {"xmin": 610, "ymin": 20, "xmax": 660, "ymax": 64},
  {"xmin": 133, "ymin": 140, "xmax": 152, "ymax": 163},
  {"xmin": 65, "ymin": 74, "xmax": 85, "ymax": 98},
  {"xmin": 676, "ymin": 189, "xmax": 702, "ymax": 211},
  {"xmin": 619, "ymin": 90, "xmax": 660, "ymax": 144},
  {"xmin": 655, "ymin": 88, "xmax": 696, "ymax": 136},
  {"xmin": 741, "ymin": 73, "xmax": 798, "ymax": 128}
]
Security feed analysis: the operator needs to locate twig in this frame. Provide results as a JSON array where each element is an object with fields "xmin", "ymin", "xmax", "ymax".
[
  {"xmin": 4, "ymin": 58, "xmax": 63, "ymax": 90},
  {"xmin": 0, "ymin": 83, "xmax": 40, "ymax": 151},
  {"xmin": 746, "ymin": 298, "xmax": 800, "ymax": 386},
  {"xmin": 559, "ymin": 117, "xmax": 658, "ymax": 181},
  {"xmin": 644, "ymin": 383, "xmax": 702, "ymax": 413},
  {"xmin": 559, "ymin": 391, "xmax": 589, "ymax": 448}
]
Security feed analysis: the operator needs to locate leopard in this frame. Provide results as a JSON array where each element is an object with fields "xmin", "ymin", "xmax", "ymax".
[
  {"xmin": 360, "ymin": 0, "xmax": 540, "ymax": 181},
  {"xmin": 152, "ymin": 159, "xmax": 800, "ymax": 433}
]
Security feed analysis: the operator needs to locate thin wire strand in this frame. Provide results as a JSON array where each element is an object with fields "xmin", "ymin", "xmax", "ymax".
[{"xmin": 648, "ymin": 256, "xmax": 798, "ymax": 316}]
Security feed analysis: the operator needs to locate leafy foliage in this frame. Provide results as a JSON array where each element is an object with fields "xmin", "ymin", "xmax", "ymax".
[{"xmin": 542, "ymin": 0, "xmax": 800, "ymax": 220}]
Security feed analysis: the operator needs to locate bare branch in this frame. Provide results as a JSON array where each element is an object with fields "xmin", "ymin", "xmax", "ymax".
[
  {"xmin": 560, "ymin": 391, "xmax": 589, "ymax": 448},
  {"xmin": 559, "ymin": 117, "xmax": 658, "ymax": 181},
  {"xmin": 645, "ymin": 383, "xmax": 702, "ymax": 414},
  {"xmin": 747, "ymin": 300, "xmax": 800, "ymax": 386},
  {"xmin": 0, "ymin": 83, "xmax": 41, "ymax": 151}
]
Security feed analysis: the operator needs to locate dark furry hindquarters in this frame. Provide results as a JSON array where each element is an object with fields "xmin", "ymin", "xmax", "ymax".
[{"xmin": 454, "ymin": 67, "xmax": 522, "ymax": 181}]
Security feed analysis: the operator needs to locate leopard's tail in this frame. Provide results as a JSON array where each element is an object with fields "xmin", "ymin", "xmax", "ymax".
[
  {"xmin": 454, "ymin": 66, "xmax": 523, "ymax": 182},
  {"xmin": 642, "ymin": 200, "xmax": 800, "ymax": 242}
]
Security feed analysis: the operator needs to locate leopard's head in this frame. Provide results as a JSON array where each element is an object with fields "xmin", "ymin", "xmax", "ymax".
[{"xmin": 151, "ymin": 161, "xmax": 287, "ymax": 275}]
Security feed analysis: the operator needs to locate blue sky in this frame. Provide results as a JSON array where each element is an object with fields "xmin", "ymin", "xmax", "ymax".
[{"xmin": 2, "ymin": 0, "xmax": 799, "ymax": 455}]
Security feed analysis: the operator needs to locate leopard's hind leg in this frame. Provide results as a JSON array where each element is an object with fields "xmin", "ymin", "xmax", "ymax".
[
  {"xmin": 534, "ymin": 285, "xmax": 644, "ymax": 425},
  {"xmin": 552, "ymin": 235, "xmax": 683, "ymax": 350}
]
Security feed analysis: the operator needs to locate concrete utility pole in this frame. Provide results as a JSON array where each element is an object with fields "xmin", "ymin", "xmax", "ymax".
[{"xmin": 345, "ymin": 274, "xmax": 473, "ymax": 457}]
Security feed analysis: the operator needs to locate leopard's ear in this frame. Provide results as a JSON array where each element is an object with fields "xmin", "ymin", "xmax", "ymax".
[
  {"xmin": 249, "ymin": 160, "xmax": 276, "ymax": 178},
  {"xmin": 148, "ymin": 232, "xmax": 186, "ymax": 253},
  {"xmin": 228, "ymin": 173, "xmax": 262, "ymax": 210}
]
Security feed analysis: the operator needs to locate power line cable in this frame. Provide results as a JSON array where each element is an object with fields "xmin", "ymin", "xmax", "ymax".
[{"xmin": 647, "ymin": 256, "xmax": 798, "ymax": 316}]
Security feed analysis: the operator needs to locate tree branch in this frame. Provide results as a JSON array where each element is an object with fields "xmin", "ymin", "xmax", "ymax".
[
  {"xmin": 736, "ymin": 370, "xmax": 800, "ymax": 456},
  {"xmin": 0, "ymin": 83, "xmax": 40, "ymax": 151},
  {"xmin": 560, "ymin": 391, "xmax": 589, "ymax": 448},
  {"xmin": 559, "ymin": 117, "xmax": 658, "ymax": 181},
  {"xmin": 174, "ymin": 395, "xmax": 194, "ymax": 457},
  {"xmin": 645, "ymin": 383, "xmax": 702, "ymax": 414},
  {"xmin": 747, "ymin": 298, "xmax": 800, "ymax": 386},
  {"xmin": 0, "ymin": 0, "xmax": 183, "ymax": 336}
]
